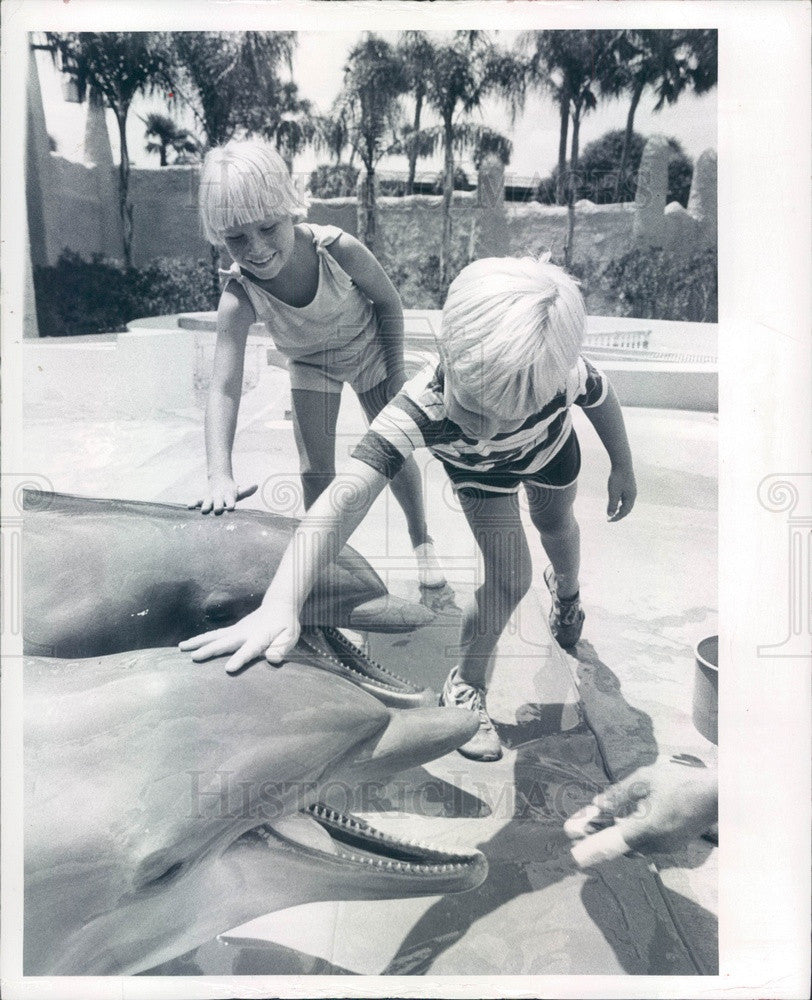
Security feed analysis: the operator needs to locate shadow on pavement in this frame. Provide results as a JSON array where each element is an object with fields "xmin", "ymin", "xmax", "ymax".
[{"xmin": 376, "ymin": 642, "xmax": 715, "ymax": 976}]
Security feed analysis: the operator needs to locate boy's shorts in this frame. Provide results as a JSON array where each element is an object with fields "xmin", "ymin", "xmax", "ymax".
[{"xmin": 442, "ymin": 430, "xmax": 581, "ymax": 499}]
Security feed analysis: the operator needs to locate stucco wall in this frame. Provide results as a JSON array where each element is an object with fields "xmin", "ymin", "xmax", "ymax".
[
  {"xmin": 506, "ymin": 200, "xmax": 635, "ymax": 262},
  {"xmin": 30, "ymin": 154, "xmax": 713, "ymax": 310},
  {"xmin": 46, "ymin": 157, "xmax": 122, "ymax": 262},
  {"xmin": 128, "ymin": 166, "xmax": 211, "ymax": 264},
  {"xmin": 32, "ymin": 157, "xmax": 646, "ymax": 274},
  {"xmin": 31, "ymin": 158, "xmax": 211, "ymax": 267}
]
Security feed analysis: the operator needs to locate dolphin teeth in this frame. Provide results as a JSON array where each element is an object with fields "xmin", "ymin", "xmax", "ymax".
[{"xmin": 302, "ymin": 803, "xmax": 479, "ymax": 875}]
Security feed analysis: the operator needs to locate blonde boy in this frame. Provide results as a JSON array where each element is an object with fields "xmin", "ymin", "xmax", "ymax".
[{"xmin": 182, "ymin": 256, "xmax": 637, "ymax": 762}]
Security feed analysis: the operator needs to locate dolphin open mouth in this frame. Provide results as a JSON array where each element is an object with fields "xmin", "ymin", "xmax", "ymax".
[
  {"xmin": 236, "ymin": 803, "xmax": 487, "ymax": 891},
  {"xmin": 294, "ymin": 627, "xmax": 436, "ymax": 708}
]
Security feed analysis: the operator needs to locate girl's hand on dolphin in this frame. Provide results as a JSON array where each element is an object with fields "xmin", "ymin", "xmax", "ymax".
[
  {"xmin": 188, "ymin": 480, "xmax": 258, "ymax": 516},
  {"xmin": 606, "ymin": 463, "xmax": 637, "ymax": 522},
  {"xmin": 179, "ymin": 601, "xmax": 300, "ymax": 674}
]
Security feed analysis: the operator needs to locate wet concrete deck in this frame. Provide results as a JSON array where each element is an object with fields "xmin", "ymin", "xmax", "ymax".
[{"xmin": 23, "ymin": 361, "xmax": 718, "ymax": 975}]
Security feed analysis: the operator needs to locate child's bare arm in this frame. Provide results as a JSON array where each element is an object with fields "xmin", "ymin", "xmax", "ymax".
[
  {"xmin": 582, "ymin": 383, "xmax": 637, "ymax": 521},
  {"xmin": 189, "ymin": 284, "xmax": 256, "ymax": 514},
  {"xmin": 326, "ymin": 234, "xmax": 406, "ymax": 387},
  {"xmin": 180, "ymin": 458, "xmax": 388, "ymax": 672}
]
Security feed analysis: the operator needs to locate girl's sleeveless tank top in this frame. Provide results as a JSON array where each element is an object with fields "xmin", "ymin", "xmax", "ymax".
[{"xmin": 221, "ymin": 224, "xmax": 380, "ymax": 378}]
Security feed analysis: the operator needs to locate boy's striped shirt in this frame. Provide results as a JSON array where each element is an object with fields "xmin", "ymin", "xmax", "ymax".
[{"xmin": 352, "ymin": 356, "xmax": 607, "ymax": 481}]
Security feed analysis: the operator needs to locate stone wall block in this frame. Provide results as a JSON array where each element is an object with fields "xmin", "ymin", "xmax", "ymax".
[
  {"xmin": 474, "ymin": 153, "xmax": 508, "ymax": 258},
  {"xmin": 664, "ymin": 202, "xmax": 701, "ymax": 261},
  {"xmin": 687, "ymin": 148, "xmax": 718, "ymax": 246},
  {"xmin": 633, "ymin": 134, "xmax": 670, "ymax": 248}
]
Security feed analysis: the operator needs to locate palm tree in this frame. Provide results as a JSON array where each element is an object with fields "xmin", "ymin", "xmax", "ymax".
[
  {"xmin": 472, "ymin": 127, "xmax": 513, "ymax": 170},
  {"xmin": 520, "ymin": 31, "xmax": 619, "ymax": 210},
  {"xmin": 168, "ymin": 31, "xmax": 297, "ymax": 148},
  {"xmin": 165, "ymin": 31, "xmax": 300, "ymax": 299},
  {"xmin": 170, "ymin": 128, "xmax": 202, "ymax": 164},
  {"xmin": 141, "ymin": 112, "xmax": 179, "ymax": 166},
  {"xmin": 519, "ymin": 32, "xmax": 573, "ymax": 207},
  {"xmin": 313, "ymin": 110, "xmax": 350, "ymax": 166},
  {"xmin": 44, "ymin": 32, "xmax": 173, "ymax": 266},
  {"xmin": 422, "ymin": 32, "xmax": 501, "ymax": 287},
  {"xmin": 516, "ymin": 31, "xmax": 621, "ymax": 261},
  {"xmin": 558, "ymin": 33, "xmax": 622, "ymax": 261},
  {"xmin": 396, "ymin": 31, "xmax": 435, "ymax": 195},
  {"xmin": 609, "ymin": 29, "xmax": 718, "ymax": 201},
  {"xmin": 255, "ymin": 82, "xmax": 316, "ymax": 173},
  {"xmin": 340, "ymin": 34, "xmax": 408, "ymax": 253}
]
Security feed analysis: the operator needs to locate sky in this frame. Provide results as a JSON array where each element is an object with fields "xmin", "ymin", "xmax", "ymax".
[{"xmin": 36, "ymin": 31, "xmax": 717, "ymax": 184}]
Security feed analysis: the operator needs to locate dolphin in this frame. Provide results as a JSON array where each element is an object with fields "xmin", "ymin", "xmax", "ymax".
[
  {"xmin": 22, "ymin": 489, "xmax": 434, "ymax": 659},
  {"xmin": 24, "ymin": 647, "xmax": 486, "ymax": 976}
]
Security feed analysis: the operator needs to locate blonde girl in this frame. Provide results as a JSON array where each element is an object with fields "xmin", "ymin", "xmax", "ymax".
[{"xmin": 192, "ymin": 139, "xmax": 444, "ymax": 587}]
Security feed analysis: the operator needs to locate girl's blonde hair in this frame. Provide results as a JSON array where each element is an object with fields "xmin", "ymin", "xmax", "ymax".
[
  {"xmin": 198, "ymin": 139, "xmax": 310, "ymax": 245},
  {"xmin": 441, "ymin": 255, "xmax": 586, "ymax": 416}
]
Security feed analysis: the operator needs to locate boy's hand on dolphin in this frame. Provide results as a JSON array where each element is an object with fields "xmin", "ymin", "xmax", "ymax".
[
  {"xmin": 188, "ymin": 480, "xmax": 258, "ymax": 515},
  {"xmin": 565, "ymin": 757, "xmax": 718, "ymax": 863},
  {"xmin": 607, "ymin": 464, "xmax": 637, "ymax": 522},
  {"xmin": 179, "ymin": 601, "xmax": 300, "ymax": 674}
]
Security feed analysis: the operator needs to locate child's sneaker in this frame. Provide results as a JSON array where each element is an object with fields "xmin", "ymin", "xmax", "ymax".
[
  {"xmin": 543, "ymin": 565, "xmax": 585, "ymax": 649},
  {"xmin": 414, "ymin": 540, "xmax": 446, "ymax": 589},
  {"xmin": 439, "ymin": 666, "xmax": 502, "ymax": 761}
]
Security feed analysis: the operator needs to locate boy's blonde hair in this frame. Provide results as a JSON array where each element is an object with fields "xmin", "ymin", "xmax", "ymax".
[
  {"xmin": 198, "ymin": 139, "xmax": 310, "ymax": 245},
  {"xmin": 441, "ymin": 255, "xmax": 586, "ymax": 416}
]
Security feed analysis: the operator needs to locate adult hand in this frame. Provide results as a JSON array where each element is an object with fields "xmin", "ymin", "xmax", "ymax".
[
  {"xmin": 188, "ymin": 481, "xmax": 258, "ymax": 515},
  {"xmin": 607, "ymin": 463, "xmax": 637, "ymax": 522},
  {"xmin": 565, "ymin": 757, "xmax": 717, "ymax": 864},
  {"xmin": 179, "ymin": 599, "xmax": 300, "ymax": 674}
]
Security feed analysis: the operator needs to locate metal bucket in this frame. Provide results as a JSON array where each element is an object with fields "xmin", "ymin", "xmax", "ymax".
[{"xmin": 693, "ymin": 635, "xmax": 718, "ymax": 744}]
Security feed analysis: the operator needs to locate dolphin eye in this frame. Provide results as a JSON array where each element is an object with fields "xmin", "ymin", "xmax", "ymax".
[
  {"xmin": 135, "ymin": 854, "xmax": 185, "ymax": 891},
  {"xmin": 147, "ymin": 860, "xmax": 185, "ymax": 886},
  {"xmin": 204, "ymin": 591, "xmax": 236, "ymax": 623}
]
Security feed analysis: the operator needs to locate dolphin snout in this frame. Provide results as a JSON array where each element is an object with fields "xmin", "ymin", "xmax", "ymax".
[{"xmin": 330, "ymin": 707, "xmax": 479, "ymax": 786}]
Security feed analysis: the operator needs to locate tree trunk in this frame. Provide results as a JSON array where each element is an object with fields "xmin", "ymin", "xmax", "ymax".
[
  {"xmin": 565, "ymin": 105, "xmax": 582, "ymax": 267},
  {"xmin": 405, "ymin": 89, "xmax": 423, "ymax": 196},
  {"xmin": 613, "ymin": 79, "xmax": 644, "ymax": 202},
  {"xmin": 439, "ymin": 116, "xmax": 455, "ymax": 290},
  {"xmin": 160, "ymin": 143, "xmax": 168, "ymax": 167},
  {"xmin": 358, "ymin": 167, "xmax": 377, "ymax": 254},
  {"xmin": 115, "ymin": 109, "xmax": 133, "ymax": 267},
  {"xmin": 556, "ymin": 91, "xmax": 570, "ymax": 206}
]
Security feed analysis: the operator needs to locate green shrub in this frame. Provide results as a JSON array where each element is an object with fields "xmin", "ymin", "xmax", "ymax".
[
  {"xmin": 537, "ymin": 130, "xmax": 694, "ymax": 207},
  {"xmin": 33, "ymin": 251, "xmax": 218, "ymax": 337},
  {"xmin": 383, "ymin": 244, "xmax": 473, "ymax": 309},
  {"xmin": 308, "ymin": 163, "xmax": 360, "ymax": 199},
  {"xmin": 432, "ymin": 166, "xmax": 471, "ymax": 194},
  {"xmin": 597, "ymin": 246, "xmax": 717, "ymax": 322},
  {"xmin": 379, "ymin": 177, "xmax": 407, "ymax": 197}
]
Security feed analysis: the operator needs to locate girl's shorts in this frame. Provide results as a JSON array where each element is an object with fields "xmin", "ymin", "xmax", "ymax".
[
  {"xmin": 442, "ymin": 430, "xmax": 581, "ymax": 500},
  {"xmin": 287, "ymin": 333, "xmax": 388, "ymax": 395}
]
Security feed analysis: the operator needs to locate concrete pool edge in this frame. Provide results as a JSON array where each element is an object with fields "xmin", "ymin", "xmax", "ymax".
[
  {"xmin": 139, "ymin": 309, "xmax": 721, "ymax": 414},
  {"xmin": 22, "ymin": 311, "xmax": 718, "ymax": 418}
]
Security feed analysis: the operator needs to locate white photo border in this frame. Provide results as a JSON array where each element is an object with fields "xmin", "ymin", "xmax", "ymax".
[{"xmin": 1, "ymin": 2, "xmax": 809, "ymax": 998}]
